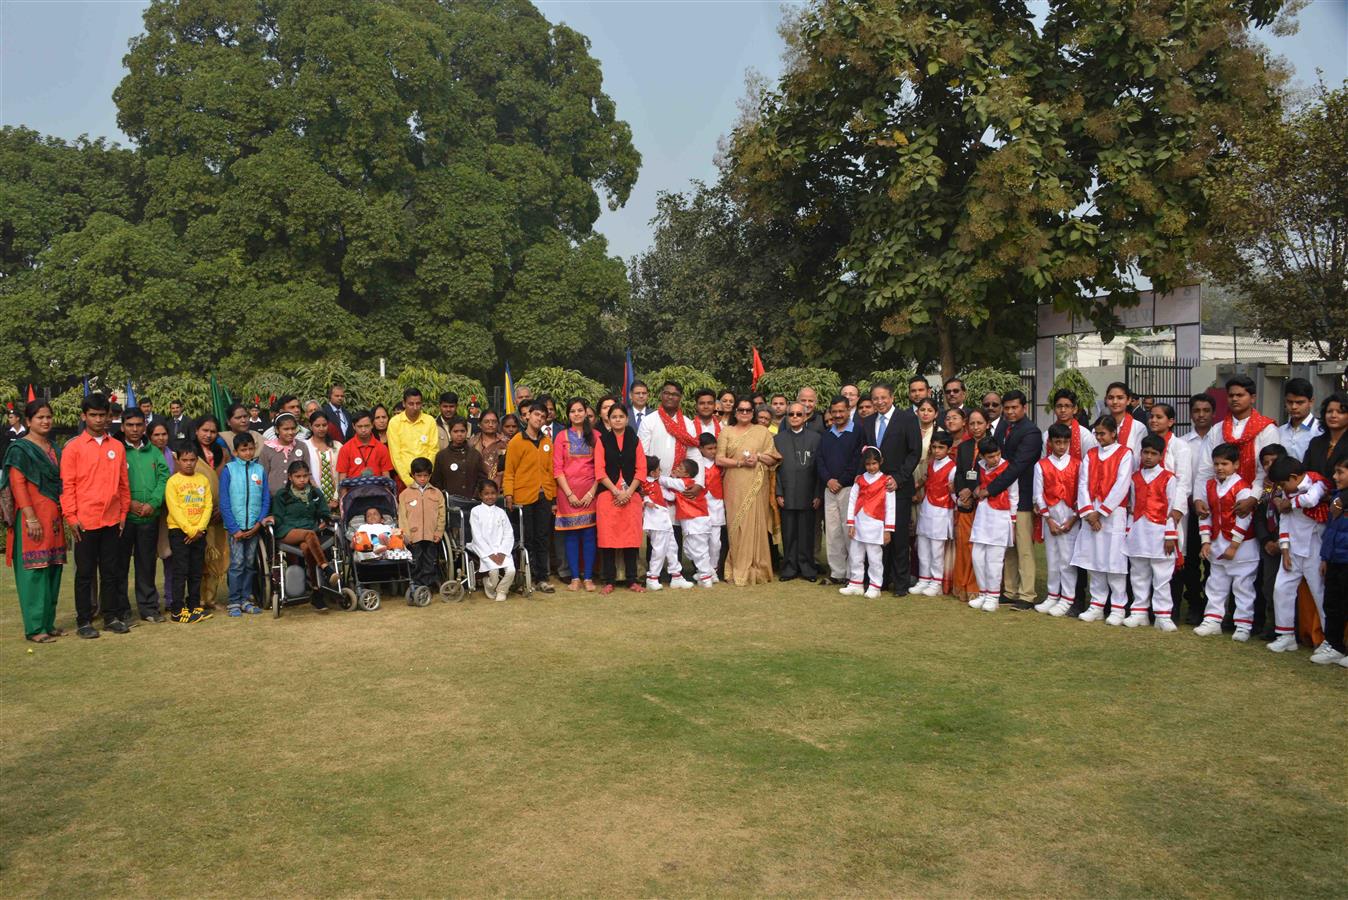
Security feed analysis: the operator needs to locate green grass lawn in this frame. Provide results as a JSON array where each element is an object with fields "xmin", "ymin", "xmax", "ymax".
[{"xmin": 1, "ymin": 565, "xmax": 1345, "ymax": 898}]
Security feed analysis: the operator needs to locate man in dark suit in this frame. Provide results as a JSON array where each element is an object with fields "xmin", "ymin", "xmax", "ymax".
[
  {"xmin": 320, "ymin": 383, "xmax": 355, "ymax": 442},
  {"xmin": 940, "ymin": 377, "xmax": 976, "ymax": 419},
  {"xmin": 988, "ymin": 390, "xmax": 1042, "ymax": 608},
  {"xmin": 137, "ymin": 397, "xmax": 165, "ymax": 433},
  {"xmin": 775, "ymin": 402, "xmax": 823, "ymax": 580},
  {"xmin": 167, "ymin": 400, "xmax": 190, "ymax": 443},
  {"xmin": 855, "ymin": 382, "xmax": 922, "ymax": 596}
]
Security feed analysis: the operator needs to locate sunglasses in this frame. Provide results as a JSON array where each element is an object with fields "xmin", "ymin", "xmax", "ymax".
[
  {"xmin": 788, "ymin": 412, "xmax": 805, "ymax": 417},
  {"xmin": 735, "ymin": 407, "xmax": 753, "ymax": 414},
  {"xmin": 945, "ymin": 388, "xmax": 963, "ymax": 394}
]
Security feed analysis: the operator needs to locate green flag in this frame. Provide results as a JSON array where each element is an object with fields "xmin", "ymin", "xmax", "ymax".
[{"xmin": 210, "ymin": 374, "xmax": 231, "ymax": 427}]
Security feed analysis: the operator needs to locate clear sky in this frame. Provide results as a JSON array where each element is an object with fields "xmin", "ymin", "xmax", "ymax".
[{"xmin": 2, "ymin": 0, "xmax": 1344, "ymax": 262}]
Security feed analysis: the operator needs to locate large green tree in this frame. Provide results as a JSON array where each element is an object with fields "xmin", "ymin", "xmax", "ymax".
[
  {"xmin": 729, "ymin": 0, "xmax": 1290, "ymax": 377},
  {"xmin": 1200, "ymin": 81, "xmax": 1348, "ymax": 360},
  {"xmin": 2, "ymin": 0, "xmax": 638, "ymax": 385}
]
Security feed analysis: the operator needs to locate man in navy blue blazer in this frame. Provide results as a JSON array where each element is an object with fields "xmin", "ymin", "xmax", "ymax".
[{"xmin": 854, "ymin": 382, "xmax": 922, "ymax": 596}]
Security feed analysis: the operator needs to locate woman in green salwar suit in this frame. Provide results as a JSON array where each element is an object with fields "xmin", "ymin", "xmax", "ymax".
[{"xmin": 1, "ymin": 401, "xmax": 66, "ymax": 642}]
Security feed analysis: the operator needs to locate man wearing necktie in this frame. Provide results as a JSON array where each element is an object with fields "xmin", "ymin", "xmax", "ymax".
[
  {"xmin": 855, "ymin": 382, "xmax": 921, "ymax": 596},
  {"xmin": 320, "ymin": 384, "xmax": 355, "ymax": 442}
]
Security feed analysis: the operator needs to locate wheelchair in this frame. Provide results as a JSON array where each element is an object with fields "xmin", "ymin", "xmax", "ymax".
[{"xmin": 258, "ymin": 522, "xmax": 358, "ymax": 617}]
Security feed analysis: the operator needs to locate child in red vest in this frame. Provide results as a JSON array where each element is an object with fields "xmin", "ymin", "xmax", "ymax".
[
  {"xmin": 1196, "ymin": 442, "xmax": 1258, "ymax": 639},
  {"xmin": 1123, "ymin": 434, "xmax": 1180, "ymax": 630},
  {"xmin": 663, "ymin": 458, "xmax": 714, "ymax": 588},
  {"xmin": 1034, "ymin": 422, "xmax": 1081, "ymax": 616},
  {"xmin": 642, "ymin": 456, "xmax": 690, "ymax": 590},
  {"xmin": 914, "ymin": 431, "xmax": 956, "ymax": 596},
  {"xmin": 1266, "ymin": 456, "xmax": 1332, "ymax": 658},
  {"xmin": 842, "ymin": 446, "xmax": 894, "ymax": 599},
  {"xmin": 698, "ymin": 433, "xmax": 725, "ymax": 583},
  {"xmin": 969, "ymin": 437, "xmax": 1017, "ymax": 612},
  {"xmin": 1073, "ymin": 416, "xmax": 1135, "ymax": 622}
]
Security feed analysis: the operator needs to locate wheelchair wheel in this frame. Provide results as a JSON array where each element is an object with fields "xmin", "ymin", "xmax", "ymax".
[
  {"xmin": 409, "ymin": 585, "xmax": 432, "ymax": 607},
  {"xmin": 340, "ymin": 588, "xmax": 358, "ymax": 611},
  {"xmin": 358, "ymin": 589, "xmax": 381, "ymax": 611},
  {"xmin": 254, "ymin": 544, "xmax": 272, "ymax": 610},
  {"xmin": 440, "ymin": 580, "xmax": 465, "ymax": 602}
]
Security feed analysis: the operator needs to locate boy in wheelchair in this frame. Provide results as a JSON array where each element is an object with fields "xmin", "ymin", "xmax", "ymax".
[{"xmin": 271, "ymin": 459, "xmax": 339, "ymax": 609}]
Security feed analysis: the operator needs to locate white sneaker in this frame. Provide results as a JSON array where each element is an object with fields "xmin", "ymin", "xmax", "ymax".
[
  {"xmin": 1338, "ymin": 654, "xmax": 1348, "ymax": 669},
  {"xmin": 864, "ymin": 587, "xmax": 880, "ymax": 599},
  {"xmin": 645, "ymin": 578, "xmax": 664, "ymax": 592},
  {"xmin": 1123, "ymin": 612, "xmax": 1149, "ymax": 628},
  {"xmin": 1079, "ymin": 606, "xmax": 1104, "ymax": 623},
  {"xmin": 981, "ymin": 596, "xmax": 999, "ymax": 612},
  {"xmin": 698, "ymin": 578, "xmax": 714, "ymax": 589},
  {"xmin": 1034, "ymin": 597, "xmax": 1057, "ymax": 613},
  {"xmin": 968, "ymin": 596, "xmax": 984, "ymax": 609},
  {"xmin": 1232, "ymin": 628, "xmax": 1251, "ymax": 642},
  {"xmin": 839, "ymin": 584, "xmax": 863, "ymax": 596},
  {"xmin": 1049, "ymin": 599, "xmax": 1073, "ymax": 617},
  {"xmin": 669, "ymin": 576, "xmax": 693, "ymax": 590},
  {"xmin": 1154, "ymin": 617, "xmax": 1178, "ymax": 633},
  {"xmin": 1310, "ymin": 643, "xmax": 1345, "ymax": 664},
  {"xmin": 1104, "ymin": 611, "xmax": 1125, "ymax": 626},
  {"xmin": 494, "ymin": 590, "xmax": 509, "ymax": 602},
  {"xmin": 1268, "ymin": 634, "xmax": 1298, "ymax": 653},
  {"xmin": 1193, "ymin": 620, "xmax": 1222, "ymax": 636}
]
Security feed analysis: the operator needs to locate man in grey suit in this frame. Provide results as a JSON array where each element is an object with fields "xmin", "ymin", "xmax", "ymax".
[{"xmin": 775, "ymin": 402, "xmax": 823, "ymax": 581}]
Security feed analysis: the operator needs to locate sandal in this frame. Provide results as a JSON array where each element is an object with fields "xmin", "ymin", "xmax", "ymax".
[
  {"xmin": 26, "ymin": 633, "xmax": 57, "ymax": 644},
  {"xmin": 599, "ymin": 584, "xmax": 615, "ymax": 596},
  {"xmin": 46, "ymin": 628, "xmax": 67, "ymax": 637},
  {"xmin": 567, "ymin": 579, "xmax": 581, "ymax": 592},
  {"xmin": 628, "ymin": 583, "xmax": 647, "ymax": 593},
  {"xmin": 583, "ymin": 580, "xmax": 596, "ymax": 592}
]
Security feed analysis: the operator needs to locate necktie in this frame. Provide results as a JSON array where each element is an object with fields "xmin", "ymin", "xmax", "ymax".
[{"xmin": 877, "ymin": 412, "xmax": 887, "ymax": 446}]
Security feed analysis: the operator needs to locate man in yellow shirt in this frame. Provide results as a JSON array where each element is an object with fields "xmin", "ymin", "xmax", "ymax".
[
  {"xmin": 164, "ymin": 445, "xmax": 214, "ymax": 623},
  {"xmin": 387, "ymin": 388, "xmax": 438, "ymax": 484}
]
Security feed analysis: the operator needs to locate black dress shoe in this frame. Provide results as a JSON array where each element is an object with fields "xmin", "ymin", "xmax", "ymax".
[
  {"xmin": 143, "ymin": 614, "xmax": 167, "ymax": 623},
  {"xmin": 77, "ymin": 624, "xmax": 100, "ymax": 639},
  {"xmin": 1009, "ymin": 600, "xmax": 1035, "ymax": 611},
  {"xmin": 779, "ymin": 574, "xmax": 797, "ymax": 582},
  {"xmin": 893, "ymin": 588, "xmax": 909, "ymax": 597},
  {"xmin": 104, "ymin": 620, "xmax": 130, "ymax": 635}
]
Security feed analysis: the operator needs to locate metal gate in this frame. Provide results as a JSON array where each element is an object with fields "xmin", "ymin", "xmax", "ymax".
[
  {"xmin": 1125, "ymin": 355, "xmax": 1198, "ymax": 434},
  {"xmin": 1018, "ymin": 368, "xmax": 1036, "ymax": 408}
]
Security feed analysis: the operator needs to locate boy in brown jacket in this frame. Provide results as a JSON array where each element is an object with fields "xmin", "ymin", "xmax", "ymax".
[{"xmin": 398, "ymin": 456, "xmax": 445, "ymax": 603}]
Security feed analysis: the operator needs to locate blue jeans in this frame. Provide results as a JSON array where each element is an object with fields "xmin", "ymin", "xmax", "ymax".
[
  {"xmin": 563, "ymin": 527, "xmax": 596, "ymax": 580},
  {"xmin": 228, "ymin": 532, "xmax": 261, "ymax": 607}
]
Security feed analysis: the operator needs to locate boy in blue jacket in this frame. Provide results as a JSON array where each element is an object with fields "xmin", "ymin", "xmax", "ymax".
[
  {"xmin": 220, "ymin": 432, "xmax": 272, "ymax": 615},
  {"xmin": 1319, "ymin": 458, "xmax": 1348, "ymax": 668}
]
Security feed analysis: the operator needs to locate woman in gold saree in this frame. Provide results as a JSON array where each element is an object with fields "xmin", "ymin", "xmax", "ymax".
[{"xmin": 716, "ymin": 396, "xmax": 781, "ymax": 585}]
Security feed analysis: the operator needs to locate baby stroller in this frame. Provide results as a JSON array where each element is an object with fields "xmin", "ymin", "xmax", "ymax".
[
  {"xmin": 260, "ymin": 519, "xmax": 354, "ymax": 617},
  {"xmin": 339, "ymin": 476, "xmax": 411, "ymax": 611}
]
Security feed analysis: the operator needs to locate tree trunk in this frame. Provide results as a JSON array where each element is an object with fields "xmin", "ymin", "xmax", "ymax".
[{"xmin": 936, "ymin": 313, "xmax": 956, "ymax": 379}]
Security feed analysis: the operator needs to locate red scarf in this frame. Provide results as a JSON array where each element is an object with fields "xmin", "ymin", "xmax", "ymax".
[
  {"xmin": 853, "ymin": 474, "xmax": 888, "ymax": 521},
  {"xmin": 1116, "ymin": 414, "xmax": 1137, "ymax": 450},
  {"xmin": 1087, "ymin": 445, "xmax": 1129, "ymax": 503},
  {"xmin": 1223, "ymin": 411, "xmax": 1277, "ymax": 484},
  {"xmin": 697, "ymin": 416, "xmax": 722, "ymax": 438},
  {"xmin": 1131, "ymin": 469, "xmax": 1173, "ymax": 525},
  {"xmin": 658, "ymin": 407, "xmax": 699, "ymax": 466},
  {"xmin": 1068, "ymin": 418, "xmax": 1083, "ymax": 460}
]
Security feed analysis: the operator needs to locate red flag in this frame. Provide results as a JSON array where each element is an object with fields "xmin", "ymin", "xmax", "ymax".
[
  {"xmin": 26, "ymin": 384, "xmax": 36, "ymax": 402},
  {"xmin": 750, "ymin": 348, "xmax": 765, "ymax": 390}
]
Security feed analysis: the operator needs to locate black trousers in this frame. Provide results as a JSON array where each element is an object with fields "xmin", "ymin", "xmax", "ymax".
[
  {"xmin": 168, "ymin": 529, "xmax": 205, "ymax": 613},
  {"xmin": 118, "ymin": 519, "xmax": 162, "ymax": 619},
  {"xmin": 779, "ymin": 507, "xmax": 818, "ymax": 579},
  {"xmin": 518, "ymin": 494, "xmax": 552, "ymax": 583},
  {"xmin": 1173, "ymin": 509, "xmax": 1209, "ymax": 623},
  {"xmin": 883, "ymin": 496, "xmax": 913, "ymax": 592},
  {"xmin": 410, "ymin": 540, "xmax": 439, "ymax": 588},
  {"xmin": 74, "ymin": 524, "xmax": 127, "ymax": 626},
  {"xmin": 716, "ymin": 524, "xmax": 729, "ymax": 579},
  {"xmin": 1254, "ymin": 545, "xmax": 1280, "ymax": 635},
  {"xmin": 601, "ymin": 547, "xmax": 638, "ymax": 586},
  {"xmin": 1324, "ymin": 562, "xmax": 1347, "ymax": 653}
]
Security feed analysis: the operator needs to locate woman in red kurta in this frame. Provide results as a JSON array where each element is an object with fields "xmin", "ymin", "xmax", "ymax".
[
  {"xmin": 594, "ymin": 405, "xmax": 647, "ymax": 593},
  {"xmin": 1, "ymin": 402, "xmax": 66, "ymax": 641}
]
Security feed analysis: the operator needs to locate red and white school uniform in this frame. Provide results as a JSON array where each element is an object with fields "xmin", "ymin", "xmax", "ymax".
[
  {"xmin": 1124, "ymin": 465, "xmax": 1180, "ymax": 618},
  {"xmin": 1034, "ymin": 452, "xmax": 1081, "ymax": 605},
  {"xmin": 1199, "ymin": 474, "xmax": 1258, "ymax": 631},
  {"xmin": 641, "ymin": 476, "xmax": 683, "ymax": 583},
  {"xmin": 915, "ymin": 457, "xmax": 956, "ymax": 592},
  {"xmin": 846, "ymin": 471, "xmax": 895, "ymax": 592},
  {"xmin": 662, "ymin": 471, "xmax": 714, "ymax": 586},
  {"xmin": 1273, "ymin": 472, "xmax": 1329, "ymax": 637},
  {"xmin": 703, "ymin": 457, "xmax": 725, "ymax": 577},
  {"xmin": 1071, "ymin": 443, "xmax": 1134, "ymax": 614},
  {"xmin": 970, "ymin": 458, "xmax": 1018, "ymax": 601}
]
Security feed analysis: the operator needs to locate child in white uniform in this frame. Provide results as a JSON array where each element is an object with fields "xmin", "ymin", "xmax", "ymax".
[
  {"xmin": 663, "ymin": 458, "xmax": 715, "ymax": 588},
  {"xmin": 698, "ymin": 434, "xmax": 725, "ymax": 582},
  {"xmin": 914, "ymin": 431, "xmax": 956, "ymax": 596},
  {"xmin": 1196, "ymin": 442, "xmax": 1258, "ymax": 639},
  {"xmin": 642, "ymin": 456, "xmax": 690, "ymax": 590},
  {"xmin": 1073, "ymin": 416, "xmax": 1135, "ymax": 622},
  {"xmin": 1123, "ymin": 434, "xmax": 1180, "ymax": 629},
  {"xmin": 467, "ymin": 481, "xmax": 516, "ymax": 601},
  {"xmin": 1034, "ymin": 423, "xmax": 1081, "ymax": 616},
  {"xmin": 842, "ymin": 447, "xmax": 895, "ymax": 599},
  {"xmin": 1266, "ymin": 456, "xmax": 1330, "ymax": 656},
  {"xmin": 970, "ymin": 437, "xmax": 1018, "ymax": 612}
]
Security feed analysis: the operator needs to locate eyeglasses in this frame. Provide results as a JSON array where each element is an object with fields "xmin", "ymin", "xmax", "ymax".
[
  {"xmin": 788, "ymin": 412, "xmax": 805, "ymax": 417},
  {"xmin": 735, "ymin": 407, "xmax": 753, "ymax": 414},
  {"xmin": 945, "ymin": 388, "xmax": 963, "ymax": 394}
]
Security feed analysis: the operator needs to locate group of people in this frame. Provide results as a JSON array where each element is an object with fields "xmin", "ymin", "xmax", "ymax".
[{"xmin": 2, "ymin": 371, "xmax": 1346, "ymax": 671}]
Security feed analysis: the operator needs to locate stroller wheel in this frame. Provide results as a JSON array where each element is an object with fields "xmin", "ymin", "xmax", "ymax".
[
  {"xmin": 339, "ymin": 588, "xmax": 358, "ymax": 611},
  {"xmin": 358, "ymin": 589, "xmax": 381, "ymax": 611},
  {"xmin": 409, "ymin": 585, "xmax": 432, "ymax": 607},
  {"xmin": 440, "ymin": 580, "xmax": 465, "ymax": 603}
]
